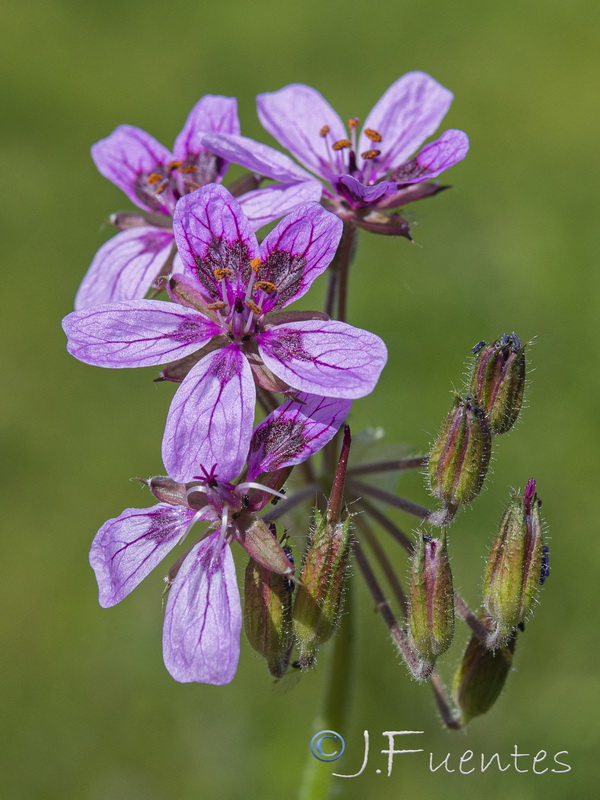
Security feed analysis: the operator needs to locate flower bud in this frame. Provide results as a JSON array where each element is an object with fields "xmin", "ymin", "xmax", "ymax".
[
  {"xmin": 483, "ymin": 480, "xmax": 544, "ymax": 640},
  {"xmin": 292, "ymin": 510, "xmax": 352, "ymax": 669},
  {"xmin": 453, "ymin": 628, "xmax": 516, "ymax": 723},
  {"xmin": 428, "ymin": 394, "xmax": 492, "ymax": 506},
  {"xmin": 469, "ymin": 333, "xmax": 526, "ymax": 434},
  {"xmin": 408, "ymin": 531, "xmax": 455, "ymax": 664},
  {"xmin": 244, "ymin": 548, "xmax": 294, "ymax": 679}
]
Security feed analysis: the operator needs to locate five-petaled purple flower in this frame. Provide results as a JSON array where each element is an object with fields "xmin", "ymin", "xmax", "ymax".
[
  {"xmin": 202, "ymin": 72, "xmax": 469, "ymax": 236},
  {"xmin": 76, "ymin": 95, "xmax": 321, "ymax": 309},
  {"xmin": 62, "ymin": 184, "xmax": 387, "ymax": 482},
  {"xmin": 89, "ymin": 392, "xmax": 351, "ymax": 684}
]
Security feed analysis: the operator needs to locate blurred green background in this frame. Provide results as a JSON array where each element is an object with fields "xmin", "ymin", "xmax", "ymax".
[{"xmin": 2, "ymin": 0, "xmax": 599, "ymax": 797}]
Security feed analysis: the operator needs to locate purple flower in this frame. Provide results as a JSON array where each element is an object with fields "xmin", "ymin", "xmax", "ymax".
[
  {"xmin": 89, "ymin": 393, "xmax": 351, "ymax": 684},
  {"xmin": 63, "ymin": 184, "xmax": 387, "ymax": 482},
  {"xmin": 76, "ymin": 95, "xmax": 321, "ymax": 309},
  {"xmin": 202, "ymin": 73, "xmax": 469, "ymax": 236}
]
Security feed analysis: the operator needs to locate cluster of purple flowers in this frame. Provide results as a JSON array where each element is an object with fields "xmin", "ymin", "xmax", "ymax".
[{"xmin": 62, "ymin": 72, "xmax": 468, "ymax": 684}]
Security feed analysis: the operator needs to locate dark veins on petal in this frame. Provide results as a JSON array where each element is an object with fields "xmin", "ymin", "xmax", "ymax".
[
  {"xmin": 193, "ymin": 236, "xmax": 251, "ymax": 301},
  {"xmin": 252, "ymin": 251, "xmax": 307, "ymax": 309},
  {"xmin": 249, "ymin": 418, "xmax": 305, "ymax": 468},
  {"xmin": 269, "ymin": 331, "xmax": 312, "ymax": 362}
]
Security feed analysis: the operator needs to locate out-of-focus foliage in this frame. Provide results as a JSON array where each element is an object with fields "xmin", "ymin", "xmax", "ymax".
[{"xmin": 1, "ymin": 0, "xmax": 598, "ymax": 797}]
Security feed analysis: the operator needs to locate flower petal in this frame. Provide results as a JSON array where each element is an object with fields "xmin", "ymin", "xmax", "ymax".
[
  {"xmin": 247, "ymin": 392, "xmax": 351, "ymax": 480},
  {"xmin": 173, "ymin": 95, "xmax": 240, "ymax": 165},
  {"xmin": 332, "ymin": 175, "xmax": 400, "ymax": 208},
  {"xmin": 173, "ymin": 184, "xmax": 259, "ymax": 304},
  {"xmin": 201, "ymin": 132, "xmax": 315, "ymax": 183},
  {"xmin": 360, "ymin": 72, "xmax": 454, "ymax": 172},
  {"xmin": 163, "ymin": 535, "xmax": 241, "ymax": 684},
  {"xmin": 258, "ymin": 321, "xmax": 387, "ymax": 399},
  {"xmin": 63, "ymin": 301, "xmax": 219, "ymax": 368},
  {"xmin": 257, "ymin": 84, "xmax": 347, "ymax": 178},
  {"xmin": 391, "ymin": 129, "xmax": 470, "ymax": 184},
  {"xmin": 257, "ymin": 203, "xmax": 342, "ymax": 311},
  {"xmin": 237, "ymin": 180, "xmax": 323, "ymax": 230},
  {"xmin": 162, "ymin": 345, "xmax": 255, "ymax": 483},
  {"xmin": 89, "ymin": 503, "xmax": 197, "ymax": 608},
  {"xmin": 91, "ymin": 125, "xmax": 173, "ymax": 212},
  {"xmin": 74, "ymin": 228, "xmax": 175, "ymax": 310}
]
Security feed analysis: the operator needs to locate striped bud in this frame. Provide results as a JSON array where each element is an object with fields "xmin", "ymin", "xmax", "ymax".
[
  {"xmin": 428, "ymin": 394, "xmax": 492, "ymax": 506},
  {"xmin": 292, "ymin": 510, "xmax": 352, "ymax": 669},
  {"xmin": 469, "ymin": 333, "xmax": 526, "ymax": 434},
  {"xmin": 483, "ymin": 480, "xmax": 544, "ymax": 642},
  {"xmin": 244, "ymin": 553, "xmax": 294, "ymax": 678},
  {"xmin": 408, "ymin": 531, "xmax": 455, "ymax": 664},
  {"xmin": 453, "ymin": 629, "xmax": 517, "ymax": 724}
]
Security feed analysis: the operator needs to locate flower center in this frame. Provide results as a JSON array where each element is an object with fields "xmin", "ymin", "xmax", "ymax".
[
  {"xmin": 206, "ymin": 257, "xmax": 279, "ymax": 341},
  {"xmin": 318, "ymin": 119, "xmax": 383, "ymax": 183},
  {"xmin": 136, "ymin": 154, "xmax": 224, "ymax": 215}
]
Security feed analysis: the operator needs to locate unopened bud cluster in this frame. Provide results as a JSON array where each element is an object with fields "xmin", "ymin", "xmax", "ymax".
[{"xmin": 427, "ymin": 332, "xmax": 527, "ymax": 512}]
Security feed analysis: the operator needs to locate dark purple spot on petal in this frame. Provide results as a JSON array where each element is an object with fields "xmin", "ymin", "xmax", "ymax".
[
  {"xmin": 193, "ymin": 237, "xmax": 251, "ymax": 302},
  {"xmin": 169, "ymin": 319, "xmax": 214, "ymax": 344},
  {"xmin": 250, "ymin": 251, "xmax": 307, "ymax": 308},
  {"xmin": 268, "ymin": 330, "xmax": 312, "ymax": 362},
  {"xmin": 249, "ymin": 417, "xmax": 306, "ymax": 470}
]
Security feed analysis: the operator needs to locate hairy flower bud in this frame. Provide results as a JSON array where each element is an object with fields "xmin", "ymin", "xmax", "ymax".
[
  {"xmin": 469, "ymin": 333, "xmax": 526, "ymax": 434},
  {"xmin": 453, "ymin": 629, "xmax": 517, "ymax": 723},
  {"xmin": 292, "ymin": 510, "xmax": 352, "ymax": 669},
  {"xmin": 483, "ymin": 480, "xmax": 544, "ymax": 641},
  {"xmin": 428, "ymin": 394, "xmax": 492, "ymax": 506},
  {"xmin": 244, "ymin": 547, "xmax": 294, "ymax": 679},
  {"xmin": 408, "ymin": 531, "xmax": 455, "ymax": 663}
]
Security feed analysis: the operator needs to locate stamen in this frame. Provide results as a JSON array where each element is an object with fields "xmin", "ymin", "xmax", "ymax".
[
  {"xmin": 178, "ymin": 507, "xmax": 207, "ymax": 545},
  {"xmin": 250, "ymin": 257, "xmax": 262, "ymax": 273},
  {"xmin": 236, "ymin": 481, "xmax": 287, "ymax": 500},
  {"xmin": 348, "ymin": 118, "xmax": 360, "ymax": 153},
  {"xmin": 147, "ymin": 173, "xmax": 163, "ymax": 185},
  {"xmin": 183, "ymin": 179, "xmax": 200, "ymax": 191},
  {"xmin": 179, "ymin": 165, "xmax": 197, "ymax": 174},
  {"xmin": 364, "ymin": 128, "xmax": 383, "ymax": 143},
  {"xmin": 319, "ymin": 125, "xmax": 330, "ymax": 137},
  {"xmin": 207, "ymin": 301, "xmax": 226, "ymax": 310},
  {"xmin": 213, "ymin": 267, "xmax": 233, "ymax": 280},
  {"xmin": 245, "ymin": 299, "xmax": 263, "ymax": 316},
  {"xmin": 361, "ymin": 149, "xmax": 381, "ymax": 160},
  {"xmin": 167, "ymin": 160, "xmax": 182, "ymax": 171},
  {"xmin": 253, "ymin": 280, "xmax": 277, "ymax": 293},
  {"xmin": 332, "ymin": 139, "xmax": 352, "ymax": 151}
]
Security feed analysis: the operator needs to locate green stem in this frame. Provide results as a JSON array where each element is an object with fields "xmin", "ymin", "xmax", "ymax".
[{"xmin": 298, "ymin": 580, "xmax": 355, "ymax": 800}]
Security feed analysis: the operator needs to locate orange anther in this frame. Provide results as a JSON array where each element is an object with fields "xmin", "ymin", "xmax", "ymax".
[
  {"xmin": 147, "ymin": 173, "xmax": 163, "ymax": 185},
  {"xmin": 364, "ymin": 128, "xmax": 383, "ymax": 143},
  {"xmin": 332, "ymin": 139, "xmax": 352, "ymax": 151},
  {"xmin": 254, "ymin": 280, "xmax": 277, "ymax": 293},
  {"xmin": 348, "ymin": 117, "xmax": 360, "ymax": 129},
  {"xmin": 207, "ymin": 301, "xmax": 226, "ymax": 310},
  {"xmin": 213, "ymin": 267, "xmax": 233, "ymax": 280},
  {"xmin": 361, "ymin": 149, "xmax": 381, "ymax": 160},
  {"xmin": 250, "ymin": 257, "xmax": 262, "ymax": 272},
  {"xmin": 245, "ymin": 300, "xmax": 263, "ymax": 315},
  {"xmin": 319, "ymin": 125, "xmax": 330, "ymax": 137}
]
